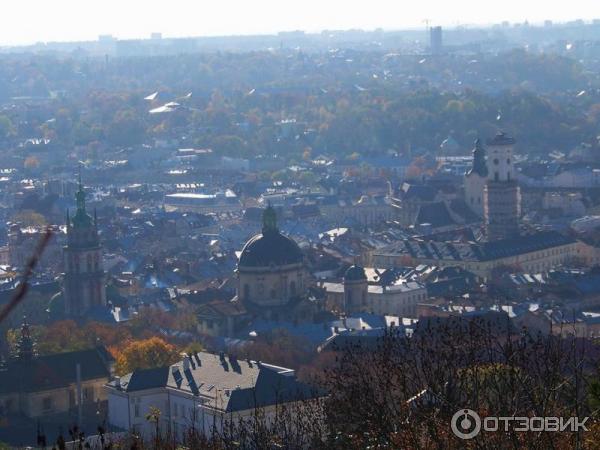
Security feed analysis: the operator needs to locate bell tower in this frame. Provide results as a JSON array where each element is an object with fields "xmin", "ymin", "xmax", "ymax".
[
  {"xmin": 63, "ymin": 173, "xmax": 106, "ymax": 316},
  {"xmin": 484, "ymin": 132, "xmax": 521, "ymax": 241}
]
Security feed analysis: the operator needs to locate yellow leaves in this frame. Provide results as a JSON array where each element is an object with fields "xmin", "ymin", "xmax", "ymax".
[{"xmin": 114, "ymin": 337, "xmax": 180, "ymax": 376}]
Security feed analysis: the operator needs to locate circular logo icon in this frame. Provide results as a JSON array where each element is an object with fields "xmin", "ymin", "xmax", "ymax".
[{"xmin": 451, "ymin": 409, "xmax": 481, "ymax": 440}]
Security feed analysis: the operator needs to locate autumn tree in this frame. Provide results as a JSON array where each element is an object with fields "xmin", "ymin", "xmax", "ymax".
[
  {"xmin": 7, "ymin": 320, "xmax": 133, "ymax": 357},
  {"xmin": 115, "ymin": 337, "xmax": 180, "ymax": 375},
  {"xmin": 318, "ymin": 316, "xmax": 599, "ymax": 449},
  {"xmin": 106, "ymin": 109, "xmax": 145, "ymax": 147},
  {"xmin": 23, "ymin": 156, "xmax": 40, "ymax": 170},
  {"xmin": 11, "ymin": 210, "xmax": 47, "ymax": 227}
]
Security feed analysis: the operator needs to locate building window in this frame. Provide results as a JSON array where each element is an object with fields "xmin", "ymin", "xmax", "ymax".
[
  {"xmin": 290, "ymin": 281, "xmax": 296, "ymax": 296},
  {"xmin": 134, "ymin": 399, "xmax": 140, "ymax": 417},
  {"xmin": 243, "ymin": 284, "xmax": 250, "ymax": 299},
  {"xmin": 42, "ymin": 397, "xmax": 53, "ymax": 412},
  {"xmin": 83, "ymin": 386, "xmax": 94, "ymax": 402}
]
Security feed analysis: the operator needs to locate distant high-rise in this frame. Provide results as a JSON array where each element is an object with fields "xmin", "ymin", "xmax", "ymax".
[
  {"xmin": 430, "ymin": 26, "xmax": 443, "ymax": 55},
  {"xmin": 98, "ymin": 34, "xmax": 116, "ymax": 42},
  {"xmin": 484, "ymin": 132, "xmax": 521, "ymax": 241},
  {"xmin": 63, "ymin": 175, "xmax": 106, "ymax": 316}
]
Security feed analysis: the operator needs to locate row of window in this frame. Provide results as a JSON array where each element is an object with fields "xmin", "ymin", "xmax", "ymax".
[
  {"xmin": 172, "ymin": 402, "xmax": 196, "ymax": 421},
  {"xmin": 243, "ymin": 280, "xmax": 298, "ymax": 300},
  {"xmin": 134, "ymin": 399, "xmax": 204, "ymax": 423},
  {"xmin": 67, "ymin": 252, "xmax": 100, "ymax": 273}
]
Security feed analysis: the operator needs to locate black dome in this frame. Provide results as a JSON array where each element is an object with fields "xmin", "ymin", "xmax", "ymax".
[
  {"xmin": 344, "ymin": 265, "xmax": 367, "ymax": 281},
  {"xmin": 239, "ymin": 231, "xmax": 303, "ymax": 268},
  {"xmin": 487, "ymin": 131, "xmax": 515, "ymax": 146}
]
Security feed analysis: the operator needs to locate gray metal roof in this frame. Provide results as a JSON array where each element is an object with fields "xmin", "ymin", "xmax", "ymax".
[{"xmin": 109, "ymin": 351, "xmax": 319, "ymax": 412}]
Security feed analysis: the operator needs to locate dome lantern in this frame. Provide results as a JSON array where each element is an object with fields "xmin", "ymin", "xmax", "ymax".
[{"xmin": 262, "ymin": 203, "xmax": 278, "ymax": 234}]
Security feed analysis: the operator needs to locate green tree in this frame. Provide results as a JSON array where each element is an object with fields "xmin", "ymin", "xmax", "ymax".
[
  {"xmin": 107, "ymin": 109, "xmax": 145, "ymax": 147},
  {"xmin": 0, "ymin": 115, "xmax": 14, "ymax": 138}
]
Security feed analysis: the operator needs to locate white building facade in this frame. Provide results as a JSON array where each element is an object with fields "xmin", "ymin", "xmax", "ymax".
[{"xmin": 106, "ymin": 352, "xmax": 319, "ymax": 442}]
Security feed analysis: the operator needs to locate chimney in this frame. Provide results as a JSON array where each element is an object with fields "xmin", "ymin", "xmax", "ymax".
[
  {"xmin": 114, "ymin": 376, "xmax": 121, "ymax": 389},
  {"xmin": 182, "ymin": 356, "xmax": 190, "ymax": 371}
]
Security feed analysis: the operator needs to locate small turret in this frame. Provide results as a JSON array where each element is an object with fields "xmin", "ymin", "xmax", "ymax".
[
  {"xmin": 262, "ymin": 203, "xmax": 278, "ymax": 235},
  {"xmin": 343, "ymin": 265, "xmax": 368, "ymax": 314}
]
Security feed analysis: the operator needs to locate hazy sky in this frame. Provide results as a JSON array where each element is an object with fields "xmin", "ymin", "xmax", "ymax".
[{"xmin": 3, "ymin": 0, "xmax": 600, "ymax": 45}]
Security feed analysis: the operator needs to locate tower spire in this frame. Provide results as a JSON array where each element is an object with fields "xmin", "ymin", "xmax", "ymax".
[
  {"xmin": 17, "ymin": 316, "xmax": 35, "ymax": 362},
  {"xmin": 468, "ymin": 138, "xmax": 488, "ymax": 177},
  {"xmin": 76, "ymin": 171, "xmax": 86, "ymax": 213},
  {"xmin": 71, "ymin": 167, "xmax": 93, "ymax": 228}
]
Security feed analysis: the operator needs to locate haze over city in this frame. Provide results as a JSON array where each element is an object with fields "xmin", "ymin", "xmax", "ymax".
[
  {"xmin": 2, "ymin": 0, "xmax": 600, "ymax": 45},
  {"xmin": 3, "ymin": 1, "xmax": 600, "ymax": 448}
]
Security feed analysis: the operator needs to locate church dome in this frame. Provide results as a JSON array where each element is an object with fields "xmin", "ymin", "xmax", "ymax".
[
  {"xmin": 238, "ymin": 205, "xmax": 303, "ymax": 268},
  {"xmin": 344, "ymin": 265, "xmax": 367, "ymax": 281}
]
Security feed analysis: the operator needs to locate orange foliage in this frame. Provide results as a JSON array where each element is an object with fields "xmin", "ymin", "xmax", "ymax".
[{"xmin": 114, "ymin": 337, "xmax": 180, "ymax": 375}]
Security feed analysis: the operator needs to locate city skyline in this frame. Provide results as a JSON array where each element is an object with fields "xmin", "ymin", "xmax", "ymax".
[{"xmin": 2, "ymin": 0, "xmax": 600, "ymax": 46}]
